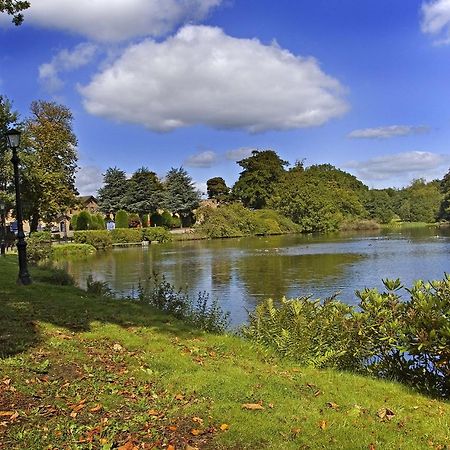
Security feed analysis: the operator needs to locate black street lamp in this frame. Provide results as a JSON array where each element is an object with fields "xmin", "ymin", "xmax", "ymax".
[
  {"xmin": 6, "ymin": 128, "xmax": 31, "ymax": 285},
  {"xmin": 0, "ymin": 200, "xmax": 5, "ymax": 256}
]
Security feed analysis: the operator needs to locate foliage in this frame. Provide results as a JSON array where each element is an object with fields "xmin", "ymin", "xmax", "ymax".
[
  {"xmin": 440, "ymin": 168, "xmax": 450, "ymax": 220},
  {"xmin": 141, "ymin": 227, "xmax": 172, "ymax": 243},
  {"xmin": 163, "ymin": 167, "xmax": 200, "ymax": 227},
  {"xmin": 206, "ymin": 177, "xmax": 230, "ymax": 203},
  {"xmin": 115, "ymin": 209, "xmax": 128, "ymax": 229},
  {"xmin": 339, "ymin": 219, "xmax": 381, "ymax": 231},
  {"xmin": 26, "ymin": 231, "xmax": 52, "ymax": 262},
  {"xmin": 124, "ymin": 167, "xmax": 164, "ymax": 218},
  {"xmin": 244, "ymin": 276, "xmax": 450, "ymax": 397},
  {"xmin": 21, "ymin": 100, "xmax": 78, "ymax": 232},
  {"xmin": 73, "ymin": 230, "xmax": 112, "ymax": 249},
  {"xmin": 197, "ymin": 204, "xmax": 299, "ymax": 238},
  {"xmin": 128, "ymin": 213, "xmax": 141, "ymax": 228},
  {"xmin": 52, "ymin": 243, "xmax": 96, "ymax": 259},
  {"xmin": 150, "ymin": 212, "xmax": 163, "ymax": 227},
  {"xmin": 232, "ymin": 150, "xmax": 288, "ymax": 209},
  {"xmin": 271, "ymin": 164, "xmax": 367, "ymax": 232},
  {"xmin": 70, "ymin": 213, "xmax": 78, "ymax": 231},
  {"xmin": 137, "ymin": 273, "xmax": 230, "ymax": 333},
  {"xmin": 0, "ymin": 0, "xmax": 30, "ymax": 25},
  {"xmin": 97, "ymin": 167, "xmax": 128, "ymax": 214},
  {"xmin": 110, "ymin": 228, "xmax": 142, "ymax": 244},
  {"xmin": 85, "ymin": 274, "xmax": 115, "ymax": 298},
  {"xmin": 76, "ymin": 210, "xmax": 90, "ymax": 230},
  {"xmin": 363, "ymin": 189, "xmax": 395, "ymax": 224}
]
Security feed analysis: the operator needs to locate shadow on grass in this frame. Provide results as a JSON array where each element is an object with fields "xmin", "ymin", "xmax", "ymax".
[{"xmin": 0, "ymin": 257, "xmax": 202, "ymax": 358}]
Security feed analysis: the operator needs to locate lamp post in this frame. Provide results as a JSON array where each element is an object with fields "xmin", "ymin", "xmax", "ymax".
[
  {"xmin": 6, "ymin": 128, "xmax": 31, "ymax": 285},
  {"xmin": 0, "ymin": 200, "xmax": 5, "ymax": 256}
]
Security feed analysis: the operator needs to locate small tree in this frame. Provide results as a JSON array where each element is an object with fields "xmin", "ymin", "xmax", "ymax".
[
  {"xmin": 97, "ymin": 167, "xmax": 128, "ymax": 214},
  {"xmin": 115, "ymin": 210, "xmax": 128, "ymax": 229},
  {"xmin": 77, "ymin": 211, "xmax": 90, "ymax": 230},
  {"xmin": 207, "ymin": 177, "xmax": 230, "ymax": 203},
  {"xmin": 70, "ymin": 214, "xmax": 79, "ymax": 231}
]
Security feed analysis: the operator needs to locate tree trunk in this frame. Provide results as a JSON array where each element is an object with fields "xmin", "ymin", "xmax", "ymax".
[{"xmin": 30, "ymin": 213, "xmax": 39, "ymax": 233}]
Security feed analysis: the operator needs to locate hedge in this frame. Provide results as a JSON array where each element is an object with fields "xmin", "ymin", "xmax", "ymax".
[
  {"xmin": 110, "ymin": 228, "xmax": 142, "ymax": 244},
  {"xmin": 73, "ymin": 230, "xmax": 112, "ymax": 249},
  {"xmin": 52, "ymin": 243, "xmax": 96, "ymax": 259},
  {"xmin": 142, "ymin": 227, "xmax": 172, "ymax": 243}
]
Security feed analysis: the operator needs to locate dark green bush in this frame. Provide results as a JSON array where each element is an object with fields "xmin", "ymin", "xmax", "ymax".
[
  {"xmin": 110, "ymin": 228, "xmax": 142, "ymax": 244},
  {"xmin": 73, "ymin": 230, "xmax": 112, "ymax": 249},
  {"xmin": 142, "ymin": 227, "xmax": 172, "ymax": 243},
  {"xmin": 150, "ymin": 212, "xmax": 163, "ymax": 227},
  {"xmin": 70, "ymin": 214, "xmax": 78, "ymax": 231},
  {"xmin": 115, "ymin": 210, "xmax": 128, "ymax": 229},
  {"xmin": 52, "ymin": 243, "xmax": 96, "ymax": 259},
  {"xmin": 76, "ymin": 211, "xmax": 90, "ymax": 230}
]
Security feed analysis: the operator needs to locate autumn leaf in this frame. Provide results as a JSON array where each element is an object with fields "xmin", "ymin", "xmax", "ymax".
[
  {"xmin": 148, "ymin": 409, "xmax": 159, "ymax": 416},
  {"xmin": 192, "ymin": 416, "xmax": 204, "ymax": 424},
  {"xmin": 242, "ymin": 403, "xmax": 264, "ymax": 410},
  {"xmin": 369, "ymin": 443, "xmax": 376, "ymax": 450},
  {"xmin": 167, "ymin": 445, "xmax": 175, "ymax": 450},
  {"xmin": 326, "ymin": 402, "xmax": 340, "ymax": 410},
  {"xmin": 168, "ymin": 425, "xmax": 178, "ymax": 431},
  {"xmin": 89, "ymin": 404, "xmax": 102, "ymax": 413},
  {"xmin": 118, "ymin": 441, "xmax": 138, "ymax": 450},
  {"xmin": 220, "ymin": 423, "xmax": 229, "ymax": 431},
  {"xmin": 191, "ymin": 429, "xmax": 203, "ymax": 436},
  {"xmin": 185, "ymin": 445, "xmax": 198, "ymax": 450},
  {"xmin": 319, "ymin": 420, "xmax": 327, "ymax": 430},
  {"xmin": 377, "ymin": 408, "xmax": 395, "ymax": 421},
  {"xmin": 0, "ymin": 411, "xmax": 15, "ymax": 417},
  {"xmin": 175, "ymin": 393, "xmax": 184, "ymax": 400},
  {"xmin": 291, "ymin": 428, "xmax": 301, "ymax": 435}
]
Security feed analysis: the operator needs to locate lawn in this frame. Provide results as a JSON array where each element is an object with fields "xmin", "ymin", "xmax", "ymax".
[{"xmin": 0, "ymin": 256, "xmax": 449, "ymax": 449}]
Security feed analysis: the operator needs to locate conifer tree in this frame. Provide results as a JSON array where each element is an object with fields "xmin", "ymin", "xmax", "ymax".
[{"xmin": 98, "ymin": 167, "xmax": 128, "ymax": 214}]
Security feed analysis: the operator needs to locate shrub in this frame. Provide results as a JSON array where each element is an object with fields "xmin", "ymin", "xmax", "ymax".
[
  {"xmin": 33, "ymin": 264, "xmax": 74, "ymax": 285},
  {"xmin": 161, "ymin": 211, "xmax": 173, "ymax": 228},
  {"xmin": 150, "ymin": 212, "xmax": 163, "ymax": 227},
  {"xmin": 169, "ymin": 215, "xmax": 181, "ymax": 228},
  {"xmin": 141, "ymin": 214, "xmax": 149, "ymax": 228},
  {"xmin": 76, "ymin": 211, "xmax": 90, "ymax": 230},
  {"xmin": 115, "ymin": 210, "xmax": 128, "ymax": 229},
  {"xmin": 110, "ymin": 228, "xmax": 142, "ymax": 244},
  {"xmin": 128, "ymin": 213, "xmax": 141, "ymax": 228},
  {"xmin": 89, "ymin": 213, "xmax": 106, "ymax": 230},
  {"xmin": 142, "ymin": 227, "xmax": 172, "ymax": 243},
  {"xmin": 70, "ymin": 214, "xmax": 78, "ymax": 230},
  {"xmin": 52, "ymin": 243, "xmax": 96, "ymax": 259},
  {"xmin": 86, "ymin": 275, "xmax": 114, "ymax": 298},
  {"xmin": 73, "ymin": 230, "xmax": 112, "ymax": 249},
  {"xmin": 27, "ymin": 231, "xmax": 52, "ymax": 262}
]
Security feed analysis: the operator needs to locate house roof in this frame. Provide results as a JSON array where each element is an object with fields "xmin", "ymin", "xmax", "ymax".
[{"xmin": 78, "ymin": 195, "xmax": 98, "ymax": 205}]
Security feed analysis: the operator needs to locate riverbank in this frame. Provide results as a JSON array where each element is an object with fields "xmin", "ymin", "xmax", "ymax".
[{"xmin": 1, "ymin": 257, "xmax": 449, "ymax": 449}]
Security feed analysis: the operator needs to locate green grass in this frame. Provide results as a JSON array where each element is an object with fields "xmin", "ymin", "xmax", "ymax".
[{"xmin": 0, "ymin": 256, "xmax": 449, "ymax": 449}]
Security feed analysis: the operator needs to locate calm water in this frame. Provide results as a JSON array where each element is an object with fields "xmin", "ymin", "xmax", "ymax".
[{"xmin": 61, "ymin": 226, "xmax": 450, "ymax": 325}]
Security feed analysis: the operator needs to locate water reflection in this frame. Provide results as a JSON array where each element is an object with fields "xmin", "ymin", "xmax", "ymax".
[{"xmin": 60, "ymin": 226, "xmax": 450, "ymax": 325}]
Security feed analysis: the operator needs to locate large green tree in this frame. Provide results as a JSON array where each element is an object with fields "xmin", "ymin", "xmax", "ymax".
[
  {"xmin": 232, "ymin": 150, "xmax": 288, "ymax": 209},
  {"xmin": 364, "ymin": 189, "xmax": 395, "ymax": 224},
  {"xmin": 164, "ymin": 167, "xmax": 200, "ymax": 227},
  {"xmin": 0, "ymin": 0, "xmax": 30, "ymax": 25},
  {"xmin": 206, "ymin": 176, "xmax": 230, "ymax": 203},
  {"xmin": 97, "ymin": 167, "xmax": 128, "ymax": 214},
  {"xmin": 21, "ymin": 100, "xmax": 78, "ymax": 231},
  {"xmin": 0, "ymin": 95, "xmax": 20, "ymax": 212},
  {"xmin": 440, "ymin": 168, "xmax": 450, "ymax": 221},
  {"xmin": 124, "ymin": 167, "xmax": 164, "ymax": 219}
]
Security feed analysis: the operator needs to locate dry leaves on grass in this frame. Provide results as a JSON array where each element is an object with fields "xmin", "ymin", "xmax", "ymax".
[
  {"xmin": 377, "ymin": 408, "xmax": 395, "ymax": 421},
  {"xmin": 242, "ymin": 403, "xmax": 264, "ymax": 410}
]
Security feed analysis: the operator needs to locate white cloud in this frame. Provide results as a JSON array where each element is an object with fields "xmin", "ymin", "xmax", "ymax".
[
  {"xmin": 194, "ymin": 181, "xmax": 208, "ymax": 197},
  {"xmin": 39, "ymin": 43, "xmax": 97, "ymax": 93},
  {"xmin": 76, "ymin": 165, "xmax": 103, "ymax": 196},
  {"xmin": 225, "ymin": 147, "xmax": 254, "ymax": 161},
  {"xmin": 79, "ymin": 25, "xmax": 349, "ymax": 133},
  {"xmin": 421, "ymin": 0, "xmax": 450, "ymax": 44},
  {"xmin": 348, "ymin": 125, "xmax": 430, "ymax": 139},
  {"xmin": 14, "ymin": 0, "xmax": 222, "ymax": 42},
  {"xmin": 184, "ymin": 150, "xmax": 218, "ymax": 168},
  {"xmin": 345, "ymin": 151, "xmax": 450, "ymax": 187}
]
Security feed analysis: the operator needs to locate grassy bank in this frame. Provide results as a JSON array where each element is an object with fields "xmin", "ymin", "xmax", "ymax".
[{"xmin": 1, "ymin": 257, "xmax": 449, "ymax": 449}]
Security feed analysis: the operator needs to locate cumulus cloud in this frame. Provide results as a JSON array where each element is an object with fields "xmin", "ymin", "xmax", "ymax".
[
  {"xmin": 13, "ymin": 0, "xmax": 221, "ymax": 42},
  {"xmin": 39, "ymin": 43, "xmax": 98, "ymax": 92},
  {"xmin": 225, "ymin": 147, "xmax": 254, "ymax": 161},
  {"xmin": 421, "ymin": 0, "xmax": 450, "ymax": 44},
  {"xmin": 76, "ymin": 165, "xmax": 103, "ymax": 196},
  {"xmin": 348, "ymin": 125, "xmax": 430, "ymax": 139},
  {"xmin": 184, "ymin": 150, "xmax": 218, "ymax": 168},
  {"xmin": 345, "ymin": 151, "xmax": 450, "ymax": 186},
  {"xmin": 79, "ymin": 26, "xmax": 349, "ymax": 133}
]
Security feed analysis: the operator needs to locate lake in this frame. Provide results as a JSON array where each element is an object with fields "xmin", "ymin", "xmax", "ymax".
[{"xmin": 61, "ymin": 226, "xmax": 450, "ymax": 325}]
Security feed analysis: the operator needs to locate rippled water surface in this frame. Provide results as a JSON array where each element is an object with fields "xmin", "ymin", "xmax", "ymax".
[{"xmin": 61, "ymin": 226, "xmax": 450, "ymax": 325}]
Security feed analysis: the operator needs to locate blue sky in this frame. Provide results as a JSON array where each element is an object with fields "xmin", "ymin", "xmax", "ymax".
[{"xmin": 1, "ymin": 0, "xmax": 450, "ymax": 195}]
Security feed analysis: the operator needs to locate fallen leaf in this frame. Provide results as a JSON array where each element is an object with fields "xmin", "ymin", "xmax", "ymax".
[
  {"xmin": 326, "ymin": 402, "xmax": 340, "ymax": 410},
  {"xmin": 185, "ymin": 445, "xmax": 198, "ymax": 450},
  {"xmin": 319, "ymin": 420, "xmax": 327, "ymax": 430},
  {"xmin": 9, "ymin": 412, "xmax": 19, "ymax": 421},
  {"xmin": 192, "ymin": 417, "xmax": 204, "ymax": 424},
  {"xmin": 268, "ymin": 403, "xmax": 274, "ymax": 409},
  {"xmin": 242, "ymin": 403, "xmax": 264, "ymax": 410},
  {"xmin": 377, "ymin": 408, "xmax": 395, "ymax": 421},
  {"xmin": 220, "ymin": 423, "xmax": 229, "ymax": 431},
  {"xmin": 368, "ymin": 444, "xmax": 376, "ymax": 450},
  {"xmin": 70, "ymin": 411, "xmax": 77, "ymax": 418},
  {"xmin": 175, "ymin": 393, "xmax": 184, "ymax": 400},
  {"xmin": 191, "ymin": 429, "xmax": 202, "ymax": 436},
  {"xmin": 118, "ymin": 441, "xmax": 137, "ymax": 450},
  {"xmin": 168, "ymin": 425, "xmax": 178, "ymax": 431},
  {"xmin": 148, "ymin": 409, "xmax": 159, "ymax": 416},
  {"xmin": 0, "ymin": 411, "xmax": 15, "ymax": 417},
  {"xmin": 89, "ymin": 404, "xmax": 102, "ymax": 413},
  {"xmin": 291, "ymin": 428, "xmax": 301, "ymax": 435},
  {"xmin": 167, "ymin": 445, "xmax": 175, "ymax": 450},
  {"xmin": 113, "ymin": 343, "xmax": 123, "ymax": 352}
]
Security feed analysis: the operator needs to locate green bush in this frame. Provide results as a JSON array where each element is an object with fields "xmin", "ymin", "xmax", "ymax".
[
  {"xmin": 243, "ymin": 276, "xmax": 450, "ymax": 398},
  {"xmin": 141, "ymin": 214, "xmax": 149, "ymax": 228},
  {"xmin": 33, "ymin": 264, "xmax": 74, "ymax": 285},
  {"xmin": 128, "ymin": 213, "xmax": 141, "ymax": 228},
  {"xmin": 115, "ymin": 210, "xmax": 128, "ymax": 229},
  {"xmin": 27, "ymin": 231, "xmax": 52, "ymax": 262},
  {"xmin": 73, "ymin": 230, "xmax": 112, "ymax": 249},
  {"xmin": 142, "ymin": 227, "xmax": 172, "ymax": 243},
  {"xmin": 110, "ymin": 228, "xmax": 142, "ymax": 244},
  {"xmin": 169, "ymin": 215, "xmax": 181, "ymax": 228},
  {"xmin": 88, "ymin": 213, "xmax": 105, "ymax": 230},
  {"xmin": 70, "ymin": 214, "xmax": 78, "ymax": 231},
  {"xmin": 52, "ymin": 243, "xmax": 96, "ymax": 259},
  {"xmin": 76, "ymin": 211, "xmax": 90, "ymax": 230},
  {"xmin": 150, "ymin": 212, "xmax": 163, "ymax": 227}
]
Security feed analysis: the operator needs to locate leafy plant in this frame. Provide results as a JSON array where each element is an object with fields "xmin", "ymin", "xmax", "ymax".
[{"xmin": 73, "ymin": 230, "xmax": 112, "ymax": 249}]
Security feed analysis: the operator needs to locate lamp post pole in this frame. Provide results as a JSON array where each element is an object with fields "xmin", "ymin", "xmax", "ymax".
[
  {"xmin": 0, "ymin": 201, "xmax": 5, "ymax": 256},
  {"xmin": 6, "ymin": 129, "xmax": 31, "ymax": 285}
]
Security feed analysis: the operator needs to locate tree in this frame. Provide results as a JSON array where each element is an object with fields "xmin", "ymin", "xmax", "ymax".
[
  {"xmin": 97, "ymin": 167, "xmax": 128, "ymax": 214},
  {"xmin": 206, "ymin": 177, "xmax": 230, "ymax": 203},
  {"xmin": 21, "ymin": 100, "xmax": 78, "ymax": 232},
  {"xmin": 115, "ymin": 210, "xmax": 128, "ymax": 229},
  {"xmin": 164, "ymin": 167, "xmax": 200, "ymax": 227},
  {"xmin": 232, "ymin": 150, "xmax": 288, "ymax": 209},
  {"xmin": 124, "ymin": 167, "xmax": 164, "ymax": 220},
  {"xmin": 364, "ymin": 189, "xmax": 394, "ymax": 224},
  {"xmin": 440, "ymin": 168, "xmax": 450, "ymax": 221},
  {"xmin": 0, "ymin": 95, "xmax": 19, "ymax": 212},
  {"xmin": 0, "ymin": 0, "xmax": 30, "ymax": 25}
]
